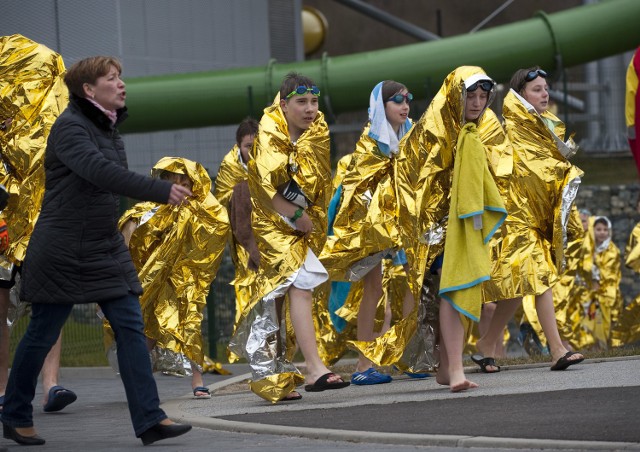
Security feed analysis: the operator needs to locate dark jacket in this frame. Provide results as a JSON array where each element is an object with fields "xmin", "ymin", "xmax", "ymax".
[{"xmin": 20, "ymin": 95, "xmax": 172, "ymax": 304}]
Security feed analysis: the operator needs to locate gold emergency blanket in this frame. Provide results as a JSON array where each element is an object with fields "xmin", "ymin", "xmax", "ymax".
[
  {"xmin": 520, "ymin": 232, "xmax": 591, "ymax": 351},
  {"xmin": 612, "ymin": 222, "xmax": 640, "ymax": 346},
  {"xmin": 439, "ymin": 122, "xmax": 506, "ymax": 322},
  {"xmin": 395, "ymin": 66, "xmax": 506, "ymax": 326},
  {"xmin": 0, "ymin": 34, "xmax": 67, "ymax": 271},
  {"xmin": 228, "ymin": 97, "xmax": 330, "ymax": 403},
  {"xmin": 213, "ymin": 146, "xmax": 256, "ymax": 362},
  {"xmin": 320, "ymin": 125, "xmax": 421, "ymax": 368},
  {"xmin": 321, "ymin": 125, "xmax": 406, "ymax": 281},
  {"xmin": 482, "ymin": 89, "xmax": 583, "ymax": 302},
  {"xmin": 213, "ymin": 145, "xmax": 247, "ymax": 207},
  {"xmin": 105, "ymin": 157, "xmax": 229, "ymax": 375},
  {"xmin": 625, "ymin": 222, "xmax": 640, "ymax": 273}
]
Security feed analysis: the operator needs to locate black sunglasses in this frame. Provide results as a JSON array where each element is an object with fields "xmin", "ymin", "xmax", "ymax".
[
  {"xmin": 466, "ymin": 80, "xmax": 494, "ymax": 92},
  {"xmin": 524, "ymin": 69, "xmax": 548, "ymax": 82}
]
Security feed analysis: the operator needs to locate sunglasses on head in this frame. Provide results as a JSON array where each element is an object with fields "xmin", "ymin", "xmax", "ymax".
[
  {"xmin": 466, "ymin": 80, "xmax": 495, "ymax": 92},
  {"xmin": 524, "ymin": 69, "xmax": 548, "ymax": 82},
  {"xmin": 386, "ymin": 92, "xmax": 414, "ymax": 104},
  {"xmin": 285, "ymin": 85, "xmax": 321, "ymax": 99}
]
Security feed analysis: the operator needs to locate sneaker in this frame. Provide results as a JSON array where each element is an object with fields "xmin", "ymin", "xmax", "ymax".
[{"xmin": 351, "ymin": 368, "xmax": 393, "ymax": 385}]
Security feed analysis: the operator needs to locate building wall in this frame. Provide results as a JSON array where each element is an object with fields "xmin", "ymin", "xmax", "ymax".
[{"xmin": 1, "ymin": 0, "xmax": 302, "ymax": 176}]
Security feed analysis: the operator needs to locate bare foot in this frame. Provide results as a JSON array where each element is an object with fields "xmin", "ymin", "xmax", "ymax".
[
  {"xmin": 438, "ymin": 368, "xmax": 478, "ymax": 393},
  {"xmin": 450, "ymin": 378, "xmax": 479, "ymax": 393},
  {"xmin": 551, "ymin": 350, "xmax": 583, "ymax": 365},
  {"xmin": 307, "ymin": 372, "xmax": 344, "ymax": 385},
  {"xmin": 280, "ymin": 391, "xmax": 302, "ymax": 401},
  {"xmin": 435, "ymin": 368, "xmax": 449, "ymax": 386}
]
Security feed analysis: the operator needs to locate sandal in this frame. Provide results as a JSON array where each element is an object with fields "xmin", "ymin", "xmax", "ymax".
[
  {"xmin": 43, "ymin": 386, "xmax": 77, "ymax": 412},
  {"xmin": 192, "ymin": 386, "xmax": 211, "ymax": 399},
  {"xmin": 550, "ymin": 351, "xmax": 584, "ymax": 371},
  {"xmin": 471, "ymin": 354, "xmax": 501, "ymax": 373}
]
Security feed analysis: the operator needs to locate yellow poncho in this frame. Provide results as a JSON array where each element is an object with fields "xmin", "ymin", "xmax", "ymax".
[
  {"xmin": 228, "ymin": 97, "xmax": 331, "ymax": 403},
  {"xmin": 482, "ymin": 89, "xmax": 584, "ymax": 302},
  {"xmin": 395, "ymin": 66, "xmax": 507, "ymax": 338},
  {"xmin": 213, "ymin": 145, "xmax": 257, "ymax": 361},
  {"xmin": 106, "ymin": 157, "xmax": 229, "ymax": 375},
  {"xmin": 0, "ymin": 34, "xmax": 67, "ymax": 272}
]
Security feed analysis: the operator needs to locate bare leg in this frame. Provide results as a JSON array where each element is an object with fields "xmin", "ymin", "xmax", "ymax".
[
  {"xmin": 355, "ymin": 263, "xmax": 383, "ymax": 372},
  {"xmin": 476, "ymin": 297, "xmax": 521, "ymax": 371},
  {"xmin": 289, "ymin": 286, "xmax": 342, "ymax": 385},
  {"xmin": 436, "ymin": 300, "xmax": 478, "ymax": 392},
  {"xmin": 535, "ymin": 289, "xmax": 583, "ymax": 365},
  {"xmin": 0, "ymin": 287, "xmax": 9, "ymax": 398},
  {"xmin": 479, "ymin": 302, "xmax": 506, "ymax": 358},
  {"xmin": 41, "ymin": 333, "xmax": 63, "ymax": 405}
]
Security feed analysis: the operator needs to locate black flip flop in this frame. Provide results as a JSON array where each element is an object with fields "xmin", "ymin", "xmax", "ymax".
[
  {"xmin": 304, "ymin": 373, "xmax": 350, "ymax": 392},
  {"xmin": 471, "ymin": 354, "xmax": 501, "ymax": 373},
  {"xmin": 550, "ymin": 351, "xmax": 584, "ymax": 371}
]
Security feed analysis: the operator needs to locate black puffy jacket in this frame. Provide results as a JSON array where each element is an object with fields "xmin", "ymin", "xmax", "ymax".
[{"xmin": 20, "ymin": 95, "xmax": 172, "ymax": 304}]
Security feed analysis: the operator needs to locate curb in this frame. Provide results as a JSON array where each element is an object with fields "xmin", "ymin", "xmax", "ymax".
[{"xmin": 161, "ymin": 356, "xmax": 640, "ymax": 450}]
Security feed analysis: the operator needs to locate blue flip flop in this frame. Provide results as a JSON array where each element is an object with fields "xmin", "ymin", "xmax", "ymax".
[{"xmin": 43, "ymin": 385, "xmax": 77, "ymax": 412}]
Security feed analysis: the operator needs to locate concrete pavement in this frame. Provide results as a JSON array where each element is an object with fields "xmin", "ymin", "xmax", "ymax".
[{"xmin": 2, "ymin": 356, "xmax": 639, "ymax": 451}]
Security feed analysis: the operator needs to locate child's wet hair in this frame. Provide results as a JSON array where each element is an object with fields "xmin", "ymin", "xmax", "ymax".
[{"xmin": 279, "ymin": 72, "xmax": 317, "ymax": 100}]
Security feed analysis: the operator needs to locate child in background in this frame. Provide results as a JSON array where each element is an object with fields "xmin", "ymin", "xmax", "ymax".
[
  {"xmin": 213, "ymin": 117, "xmax": 259, "ymax": 362},
  {"xmin": 583, "ymin": 216, "xmax": 622, "ymax": 349},
  {"xmin": 108, "ymin": 157, "xmax": 229, "ymax": 398}
]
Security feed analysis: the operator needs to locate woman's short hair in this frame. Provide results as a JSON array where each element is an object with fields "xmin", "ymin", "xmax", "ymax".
[
  {"xmin": 64, "ymin": 56, "xmax": 122, "ymax": 98},
  {"xmin": 279, "ymin": 72, "xmax": 317, "ymax": 100}
]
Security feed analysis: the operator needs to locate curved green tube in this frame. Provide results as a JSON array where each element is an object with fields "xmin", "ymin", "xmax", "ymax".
[{"xmin": 121, "ymin": 0, "xmax": 640, "ymax": 133}]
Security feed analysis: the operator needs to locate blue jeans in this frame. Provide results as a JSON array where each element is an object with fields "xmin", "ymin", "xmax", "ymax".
[{"xmin": 1, "ymin": 293, "xmax": 167, "ymax": 437}]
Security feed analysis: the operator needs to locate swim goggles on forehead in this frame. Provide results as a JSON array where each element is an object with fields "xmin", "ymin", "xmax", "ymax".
[
  {"xmin": 285, "ymin": 85, "xmax": 321, "ymax": 99},
  {"xmin": 386, "ymin": 92, "xmax": 414, "ymax": 104},
  {"xmin": 466, "ymin": 80, "xmax": 495, "ymax": 92},
  {"xmin": 525, "ymin": 69, "xmax": 548, "ymax": 82}
]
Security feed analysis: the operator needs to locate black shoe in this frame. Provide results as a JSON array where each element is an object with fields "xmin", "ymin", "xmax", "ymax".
[
  {"xmin": 139, "ymin": 422, "xmax": 192, "ymax": 446},
  {"xmin": 3, "ymin": 423, "xmax": 46, "ymax": 445}
]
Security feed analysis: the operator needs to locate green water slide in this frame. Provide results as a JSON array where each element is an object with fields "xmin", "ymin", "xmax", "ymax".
[{"xmin": 121, "ymin": 0, "xmax": 640, "ymax": 133}]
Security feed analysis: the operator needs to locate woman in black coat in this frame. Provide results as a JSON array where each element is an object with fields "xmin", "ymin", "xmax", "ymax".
[{"xmin": 1, "ymin": 56, "xmax": 193, "ymax": 446}]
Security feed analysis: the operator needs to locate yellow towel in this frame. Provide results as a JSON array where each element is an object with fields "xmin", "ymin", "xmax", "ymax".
[{"xmin": 439, "ymin": 123, "xmax": 506, "ymax": 322}]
